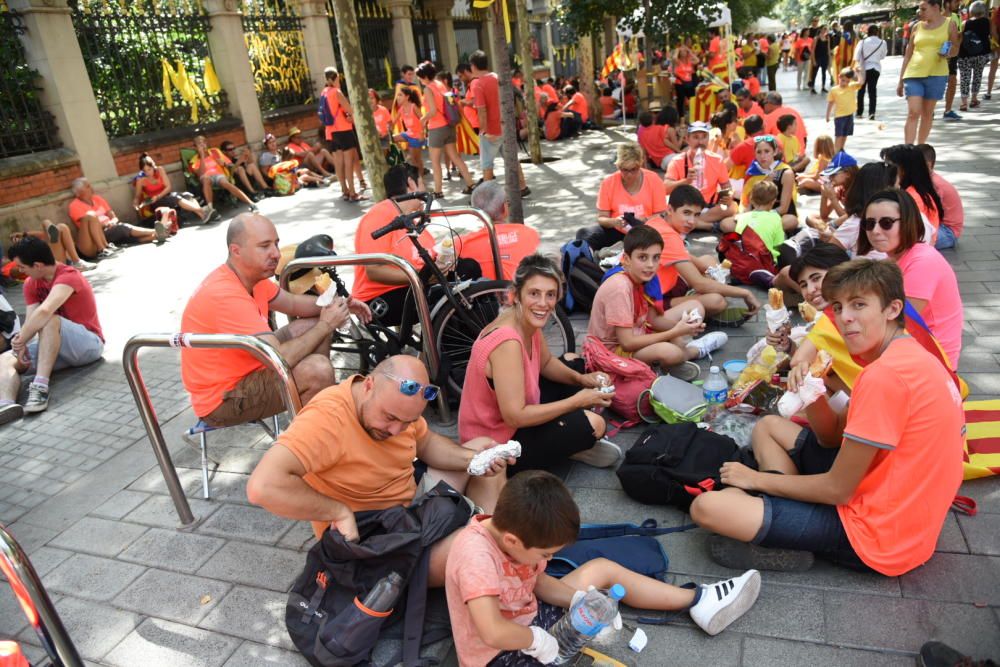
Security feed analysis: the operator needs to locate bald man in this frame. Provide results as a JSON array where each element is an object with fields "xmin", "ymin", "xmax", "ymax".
[
  {"xmin": 180, "ymin": 213, "xmax": 371, "ymax": 428},
  {"xmin": 247, "ymin": 355, "xmax": 510, "ymax": 586}
]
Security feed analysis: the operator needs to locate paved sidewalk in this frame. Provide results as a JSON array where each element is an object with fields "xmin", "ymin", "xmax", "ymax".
[{"xmin": 2, "ymin": 59, "xmax": 999, "ymax": 666}]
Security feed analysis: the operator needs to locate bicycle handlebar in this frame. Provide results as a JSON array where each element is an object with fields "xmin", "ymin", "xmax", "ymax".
[{"xmin": 370, "ymin": 210, "xmax": 427, "ymax": 240}]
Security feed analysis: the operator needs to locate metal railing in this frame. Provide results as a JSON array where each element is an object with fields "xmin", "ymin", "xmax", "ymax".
[
  {"xmin": 123, "ymin": 333, "xmax": 301, "ymax": 526},
  {"xmin": 0, "ymin": 525, "xmax": 84, "ymax": 667},
  {"xmin": 277, "ymin": 252, "xmax": 448, "ymax": 419}
]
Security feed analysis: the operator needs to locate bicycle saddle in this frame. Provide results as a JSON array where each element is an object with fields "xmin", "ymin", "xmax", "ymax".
[{"xmin": 294, "ymin": 234, "xmax": 336, "ymax": 259}]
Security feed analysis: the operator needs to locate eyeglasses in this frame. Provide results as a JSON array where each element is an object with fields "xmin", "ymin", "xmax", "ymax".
[
  {"xmin": 619, "ymin": 165, "xmax": 640, "ymax": 173},
  {"xmin": 754, "ymin": 135, "xmax": 776, "ymax": 144},
  {"xmin": 861, "ymin": 217, "xmax": 901, "ymax": 231},
  {"xmin": 378, "ymin": 371, "xmax": 440, "ymax": 401}
]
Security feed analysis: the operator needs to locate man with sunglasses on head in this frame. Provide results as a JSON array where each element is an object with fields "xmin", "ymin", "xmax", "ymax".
[
  {"xmin": 181, "ymin": 213, "xmax": 371, "ymax": 429},
  {"xmin": 247, "ymin": 355, "xmax": 510, "ymax": 586}
]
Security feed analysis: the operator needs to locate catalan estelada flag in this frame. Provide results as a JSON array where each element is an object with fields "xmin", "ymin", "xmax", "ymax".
[{"xmin": 963, "ymin": 401, "xmax": 1000, "ymax": 480}]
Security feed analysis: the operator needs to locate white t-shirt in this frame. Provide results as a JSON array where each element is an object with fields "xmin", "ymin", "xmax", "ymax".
[{"xmin": 854, "ymin": 36, "xmax": 888, "ymax": 72}]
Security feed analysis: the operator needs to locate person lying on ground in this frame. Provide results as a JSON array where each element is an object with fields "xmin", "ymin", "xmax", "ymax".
[
  {"xmin": 446, "ymin": 471, "xmax": 761, "ymax": 666},
  {"xmin": 664, "ymin": 122, "xmax": 736, "ymax": 232},
  {"xmin": 0, "ymin": 237, "xmax": 105, "ymax": 425},
  {"xmin": 68, "ymin": 177, "xmax": 161, "ymax": 259},
  {"xmin": 180, "ymin": 213, "xmax": 370, "ymax": 428},
  {"xmin": 691, "ymin": 259, "xmax": 964, "ymax": 577}
]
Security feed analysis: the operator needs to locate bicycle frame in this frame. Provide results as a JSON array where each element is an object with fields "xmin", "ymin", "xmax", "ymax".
[
  {"xmin": 422, "ymin": 207, "xmax": 504, "ymax": 281},
  {"xmin": 1, "ymin": 525, "xmax": 84, "ymax": 667}
]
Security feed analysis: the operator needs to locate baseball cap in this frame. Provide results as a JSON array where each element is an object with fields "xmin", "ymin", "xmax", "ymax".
[
  {"xmin": 821, "ymin": 151, "xmax": 858, "ymax": 176},
  {"xmin": 688, "ymin": 121, "xmax": 711, "ymax": 134}
]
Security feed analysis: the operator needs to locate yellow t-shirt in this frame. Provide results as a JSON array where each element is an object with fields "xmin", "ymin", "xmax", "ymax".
[
  {"xmin": 781, "ymin": 134, "xmax": 801, "ymax": 163},
  {"xmin": 827, "ymin": 82, "xmax": 864, "ymax": 118},
  {"xmin": 905, "ymin": 20, "xmax": 950, "ymax": 79}
]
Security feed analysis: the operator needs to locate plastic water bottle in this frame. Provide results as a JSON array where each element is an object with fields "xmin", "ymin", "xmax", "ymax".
[
  {"xmin": 703, "ymin": 366, "xmax": 728, "ymax": 405},
  {"xmin": 551, "ymin": 584, "xmax": 626, "ymax": 664},
  {"xmin": 361, "ymin": 571, "xmax": 403, "ymax": 612},
  {"xmin": 693, "ymin": 147, "xmax": 706, "ymax": 190}
]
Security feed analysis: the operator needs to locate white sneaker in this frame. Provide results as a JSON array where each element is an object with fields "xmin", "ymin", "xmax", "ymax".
[
  {"xmin": 689, "ymin": 569, "xmax": 761, "ymax": 636},
  {"xmin": 570, "ymin": 438, "xmax": 623, "ymax": 468},
  {"xmin": 689, "ymin": 331, "xmax": 728, "ymax": 360},
  {"xmin": 72, "ymin": 259, "xmax": 98, "ymax": 272}
]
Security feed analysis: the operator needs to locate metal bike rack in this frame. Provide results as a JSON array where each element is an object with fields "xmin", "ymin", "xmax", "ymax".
[
  {"xmin": 123, "ymin": 333, "xmax": 301, "ymax": 526},
  {"xmin": 1, "ymin": 525, "xmax": 84, "ymax": 667},
  {"xmin": 279, "ymin": 253, "xmax": 449, "ymax": 422},
  {"xmin": 424, "ymin": 206, "xmax": 505, "ymax": 280}
]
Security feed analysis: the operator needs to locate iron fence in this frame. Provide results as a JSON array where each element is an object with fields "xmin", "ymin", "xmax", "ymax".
[
  {"xmin": 0, "ymin": 5, "xmax": 61, "ymax": 158},
  {"xmin": 328, "ymin": 0, "xmax": 395, "ymax": 91},
  {"xmin": 243, "ymin": 0, "xmax": 313, "ymax": 112},
  {"xmin": 70, "ymin": 0, "xmax": 229, "ymax": 138}
]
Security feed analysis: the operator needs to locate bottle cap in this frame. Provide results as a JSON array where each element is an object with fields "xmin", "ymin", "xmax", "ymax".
[
  {"xmin": 709, "ymin": 365, "xmax": 720, "ymax": 373},
  {"xmin": 609, "ymin": 584, "xmax": 626, "ymax": 600}
]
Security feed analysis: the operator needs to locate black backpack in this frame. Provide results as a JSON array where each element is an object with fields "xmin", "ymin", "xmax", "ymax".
[
  {"xmin": 286, "ymin": 481, "xmax": 472, "ymax": 667},
  {"xmin": 616, "ymin": 422, "xmax": 758, "ymax": 511},
  {"xmin": 560, "ymin": 239, "xmax": 604, "ymax": 313}
]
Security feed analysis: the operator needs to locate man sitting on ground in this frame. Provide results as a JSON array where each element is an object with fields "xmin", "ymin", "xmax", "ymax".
[
  {"xmin": 247, "ymin": 355, "xmax": 509, "ymax": 583},
  {"xmin": 190, "ymin": 135, "xmax": 258, "ymax": 215},
  {"xmin": 664, "ymin": 122, "xmax": 736, "ymax": 231},
  {"xmin": 690, "ymin": 259, "xmax": 964, "ymax": 576},
  {"xmin": 220, "ymin": 141, "xmax": 270, "ymax": 202},
  {"xmin": 285, "ymin": 126, "xmax": 335, "ymax": 179},
  {"xmin": 181, "ymin": 213, "xmax": 371, "ymax": 428},
  {"xmin": 0, "ymin": 237, "xmax": 105, "ymax": 424},
  {"xmin": 68, "ymin": 177, "xmax": 161, "ymax": 259}
]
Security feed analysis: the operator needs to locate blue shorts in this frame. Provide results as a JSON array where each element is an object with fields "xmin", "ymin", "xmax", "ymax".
[
  {"xmin": 27, "ymin": 316, "xmax": 104, "ymax": 373},
  {"xmin": 935, "ymin": 224, "xmax": 957, "ymax": 250},
  {"xmin": 904, "ymin": 75, "xmax": 948, "ymax": 101},
  {"xmin": 834, "ymin": 114, "xmax": 854, "ymax": 137},
  {"xmin": 479, "ymin": 134, "xmax": 502, "ymax": 171}
]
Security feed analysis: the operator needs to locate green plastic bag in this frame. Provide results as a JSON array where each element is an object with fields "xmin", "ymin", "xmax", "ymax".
[{"xmin": 638, "ymin": 375, "xmax": 708, "ymax": 424}]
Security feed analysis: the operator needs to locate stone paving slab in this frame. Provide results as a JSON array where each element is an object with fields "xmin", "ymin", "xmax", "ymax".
[
  {"xmin": 113, "ymin": 569, "xmax": 231, "ymax": 626},
  {"xmin": 116, "ymin": 527, "xmax": 227, "ymax": 574},
  {"xmin": 44, "ymin": 553, "xmax": 146, "ymax": 603},
  {"xmin": 197, "ymin": 585, "xmax": 296, "ymax": 651},
  {"xmin": 16, "ymin": 596, "xmax": 141, "ymax": 662},
  {"xmin": 102, "ymin": 618, "xmax": 242, "ymax": 667}
]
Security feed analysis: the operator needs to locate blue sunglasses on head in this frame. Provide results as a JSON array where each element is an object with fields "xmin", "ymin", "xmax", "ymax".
[{"xmin": 379, "ymin": 371, "xmax": 440, "ymax": 401}]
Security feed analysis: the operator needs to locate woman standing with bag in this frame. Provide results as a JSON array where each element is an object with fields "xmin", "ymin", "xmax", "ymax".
[
  {"xmin": 854, "ymin": 24, "xmax": 888, "ymax": 119},
  {"xmin": 957, "ymin": 1, "xmax": 993, "ymax": 111},
  {"xmin": 415, "ymin": 61, "xmax": 477, "ymax": 200},
  {"xmin": 897, "ymin": 0, "xmax": 959, "ymax": 144}
]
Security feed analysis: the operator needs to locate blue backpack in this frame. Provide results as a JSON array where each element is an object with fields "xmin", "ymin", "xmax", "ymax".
[
  {"xmin": 545, "ymin": 519, "xmax": 694, "ymax": 582},
  {"xmin": 559, "ymin": 239, "xmax": 602, "ymax": 313},
  {"xmin": 318, "ymin": 91, "xmax": 336, "ymax": 127}
]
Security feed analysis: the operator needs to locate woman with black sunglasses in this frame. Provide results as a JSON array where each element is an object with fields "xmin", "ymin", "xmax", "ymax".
[
  {"xmin": 459, "ymin": 255, "xmax": 623, "ymax": 474},
  {"xmin": 858, "ymin": 188, "xmax": 963, "ymax": 366}
]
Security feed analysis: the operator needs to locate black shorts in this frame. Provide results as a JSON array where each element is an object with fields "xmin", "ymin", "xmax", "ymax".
[
  {"xmin": 948, "ymin": 56, "xmax": 958, "ymax": 75},
  {"xmin": 787, "ymin": 427, "xmax": 840, "ymax": 474},
  {"xmin": 664, "ymin": 277, "xmax": 691, "ymax": 302},
  {"xmin": 487, "ymin": 603, "xmax": 563, "ymax": 666},
  {"xmin": 103, "ymin": 223, "xmax": 133, "ymax": 245},
  {"xmin": 330, "ymin": 129, "xmax": 359, "ymax": 152}
]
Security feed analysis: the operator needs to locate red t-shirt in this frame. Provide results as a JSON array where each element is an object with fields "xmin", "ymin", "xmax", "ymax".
[
  {"xmin": 839, "ymin": 337, "xmax": 965, "ymax": 576},
  {"xmin": 931, "ymin": 172, "xmax": 963, "ymax": 237},
  {"xmin": 372, "ymin": 105, "xmax": 391, "ymax": 138},
  {"xmin": 638, "ymin": 124, "xmax": 674, "ymax": 167},
  {"xmin": 596, "ymin": 169, "xmax": 667, "ymax": 219},
  {"xmin": 68, "ymin": 195, "xmax": 115, "ymax": 229},
  {"xmin": 472, "ymin": 73, "xmax": 502, "ymax": 136},
  {"xmin": 426, "ymin": 80, "xmax": 449, "ymax": 130},
  {"xmin": 462, "ymin": 85, "xmax": 479, "ymax": 129},
  {"xmin": 455, "ymin": 223, "xmax": 540, "ymax": 281},
  {"xmin": 352, "ymin": 199, "xmax": 435, "ymax": 302},
  {"xmin": 599, "ymin": 96, "xmax": 617, "ymax": 117},
  {"xmin": 24, "ymin": 264, "xmax": 103, "ymax": 341},
  {"xmin": 737, "ymin": 101, "xmax": 765, "ymax": 120},
  {"xmin": 544, "ymin": 106, "xmax": 562, "ymax": 141},
  {"xmin": 645, "ymin": 216, "xmax": 690, "ymax": 293}
]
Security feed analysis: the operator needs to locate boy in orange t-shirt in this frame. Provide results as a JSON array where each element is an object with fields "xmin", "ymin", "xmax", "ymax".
[
  {"xmin": 690, "ymin": 259, "xmax": 965, "ymax": 577},
  {"xmin": 445, "ymin": 471, "xmax": 760, "ymax": 666}
]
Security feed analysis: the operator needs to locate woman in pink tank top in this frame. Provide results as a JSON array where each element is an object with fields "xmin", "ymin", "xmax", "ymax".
[{"xmin": 458, "ymin": 255, "xmax": 624, "ymax": 472}]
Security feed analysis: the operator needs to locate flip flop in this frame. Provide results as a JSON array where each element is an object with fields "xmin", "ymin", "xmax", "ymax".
[{"xmin": 350, "ymin": 193, "xmax": 370, "ymax": 201}]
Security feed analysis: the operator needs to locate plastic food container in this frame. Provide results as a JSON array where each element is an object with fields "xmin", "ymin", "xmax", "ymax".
[{"xmin": 723, "ymin": 359, "xmax": 747, "ymax": 382}]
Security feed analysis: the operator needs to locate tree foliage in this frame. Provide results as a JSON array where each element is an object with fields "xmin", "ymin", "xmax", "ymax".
[{"xmin": 775, "ymin": 0, "xmax": 855, "ymax": 27}]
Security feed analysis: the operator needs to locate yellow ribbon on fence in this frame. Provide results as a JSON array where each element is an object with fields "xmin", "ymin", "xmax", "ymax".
[
  {"xmin": 161, "ymin": 60, "xmax": 174, "ymax": 109},
  {"xmin": 472, "ymin": 0, "xmax": 511, "ymax": 44},
  {"xmin": 204, "ymin": 57, "xmax": 221, "ymax": 96},
  {"xmin": 385, "ymin": 57, "xmax": 393, "ymax": 89},
  {"xmin": 160, "ymin": 58, "xmax": 210, "ymax": 123}
]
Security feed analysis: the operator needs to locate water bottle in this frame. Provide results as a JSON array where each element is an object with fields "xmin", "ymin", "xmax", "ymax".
[
  {"xmin": 550, "ymin": 584, "xmax": 626, "ymax": 664},
  {"xmin": 693, "ymin": 148, "xmax": 706, "ymax": 190},
  {"xmin": 703, "ymin": 366, "xmax": 729, "ymax": 405},
  {"xmin": 361, "ymin": 571, "xmax": 403, "ymax": 613},
  {"xmin": 939, "ymin": 40, "xmax": 951, "ymax": 56}
]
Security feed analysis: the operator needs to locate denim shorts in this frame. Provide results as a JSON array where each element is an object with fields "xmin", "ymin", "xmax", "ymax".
[
  {"xmin": 834, "ymin": 114, "xmax": 854, "ymax": 137},
  {"xmin": 935, "ymin": 224, "xmax": 957, "ymax": 250},
  {"xmin": 27, "ymin": 316, "xmax": 103, "ymax": 373},
  {"xmin": 904, "ymin": 75, "xmax": 948, "ymax": 101},
  {"xmin": 479, "ymin": 134, "xmax": 502, "ymax": 170}
]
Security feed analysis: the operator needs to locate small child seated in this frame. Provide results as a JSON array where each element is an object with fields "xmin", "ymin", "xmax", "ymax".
[
  {"xmin": 732, "ymin": 180, "xmax": 786, "ymax": 265},
  {"xmin": 445, "ymin": 471, "xmax": 761, "ymax": 666},
  {"xmin": 587, "ymin": 225, "xmax": 729, "ymax": 381},
  {"xmin": 777, "ymin": 114, "xmax": 810, "ymax": 173},
  {"xmin": 599, "ymin": 86, "xmax": 620, "ymax": 120},
  {"xmin": 796, "ymin": 135, "xmax": 835, "ymax": 194}
]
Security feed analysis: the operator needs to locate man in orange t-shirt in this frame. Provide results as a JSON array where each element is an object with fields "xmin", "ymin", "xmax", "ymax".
[
  {"xmin": 663, "ymin": 122, "xmax": 735, "ymax": 231},
  {"xmin": 286, "ymin": 126, "xmax": 335, "ymax": 178},
  {"xmin": 67, "ymin": 178, "xmax": 159, "ymax": 259},
  {"xmin": 690, "ymin": 259, "xmax": 964, "ymax": 577},
  {"xmin": 761, "ymin": 92, "xmax": 807, "ymax": 148},
  {"xmin": 246, "ymin": 356, "xmax": 508, "ymax": 568},
  {"xmin": 181, "ymin": 213, "xmax": 371, "ymax": 427}
]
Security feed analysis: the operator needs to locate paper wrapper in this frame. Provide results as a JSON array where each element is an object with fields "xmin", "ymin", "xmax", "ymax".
[
  {"xmin": 706, "ymin": 265, "xmax": 730, "ymax": 284},
  {"xmin": 764, "ymin": 305, "xmax": 790, "ymax": 333},
  {"xmin": 316, "ymin": 288, "xmax": 337, "ymax": 308},
  {"xmin": 777, "ymin": 374, "xmax": 826, "ymax": 418},
  {"xmin": 789, "ymin": 325, "xmax": 810, "ymax": 345}
]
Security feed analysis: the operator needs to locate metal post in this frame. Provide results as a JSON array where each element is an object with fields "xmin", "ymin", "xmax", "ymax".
[
  {"xmin": 122, "ymin": 334, "xmax": 301, "ymax": 526},
  {"xmin": 423, "ymin": 206, "xmax": 505, "ymax": 280},
  {"xmin": 279, "ymin": 253, "xmax": 448, "ymax": 420},
  {"xmin": 0, "ymin": 525, "xmax": 84, "ymax": 667}
]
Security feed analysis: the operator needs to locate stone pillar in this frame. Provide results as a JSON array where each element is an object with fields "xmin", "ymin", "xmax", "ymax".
[
  {"xmin": 483, "ymin": 12, "xmax": 500, "ymax": 69},
  {"xmin": 383, "ymin": 0, "xmax": 418, "ymax": 67},
  {"xmin": 425, "ymin": 0, "xmax": 457, "ymax": 70},
  {"xmin": 202, "ymin": 0, "xmax": 265, "ymax": 143},
  {"xmin": 290, "ymin": 0, "xmax": 338, "ymax": 94},
  {"xmin": 9, "ymin": 0, "xmax": 117, "ymax": 183}
]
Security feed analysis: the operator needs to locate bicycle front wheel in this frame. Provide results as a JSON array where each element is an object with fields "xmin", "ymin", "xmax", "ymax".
[{"xmin": 431, "ymin": 281, "xmax": 576, "ymax": 398}]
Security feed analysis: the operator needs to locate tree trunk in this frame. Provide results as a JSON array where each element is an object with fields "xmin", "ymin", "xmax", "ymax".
[
  {"xmin": 491, "ymin": 0, "xmax": 524, "ymax": 223},
  {"xmin": 578, "ymin": 33, "xmax": 598, "ymax": 126},
  {"xmin": 331, "ymin": 0, "xmax": 387, "ymax": 201},
  {"xmin": 515, "ymin": 0, "xmax": 542, "ymax": 164}
]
